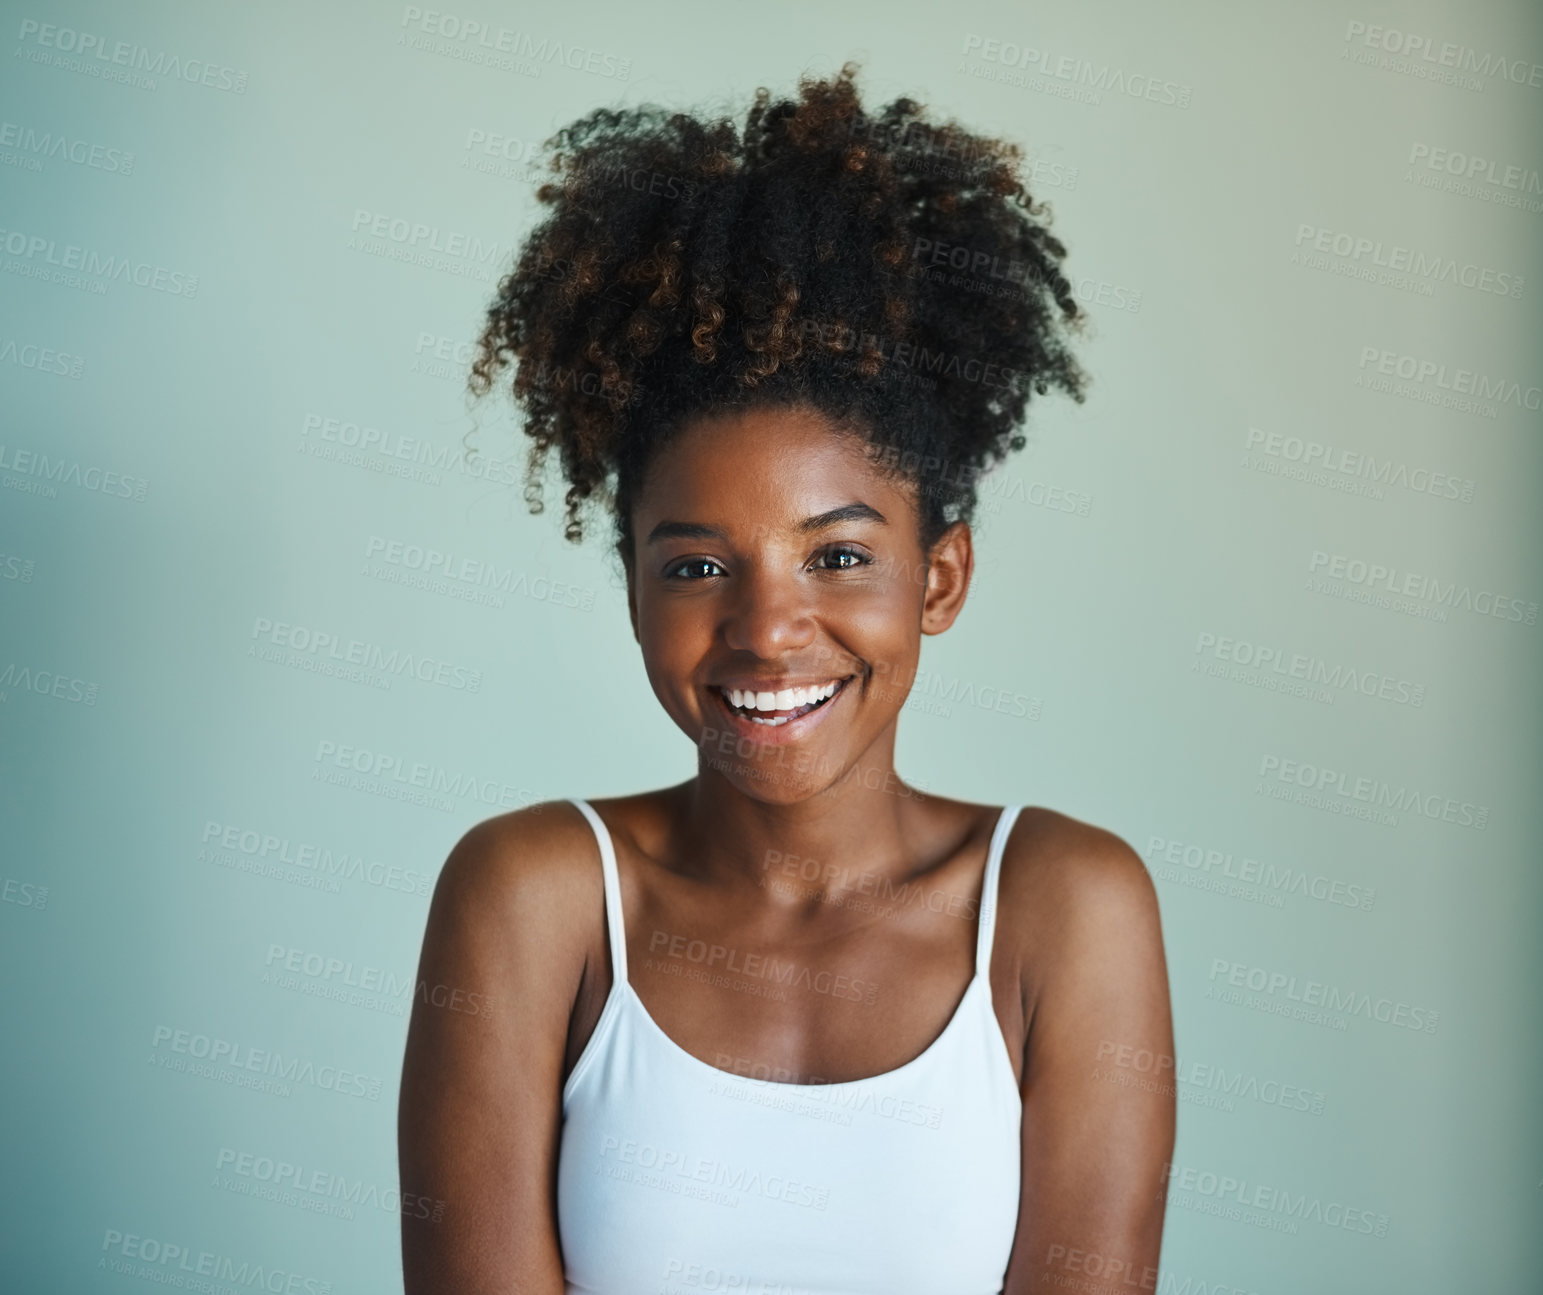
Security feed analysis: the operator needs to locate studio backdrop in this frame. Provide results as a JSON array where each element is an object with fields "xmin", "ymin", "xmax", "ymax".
[{"xmin": 2, "ymin": 0, "xmax": 1540, "ymax": 1291}]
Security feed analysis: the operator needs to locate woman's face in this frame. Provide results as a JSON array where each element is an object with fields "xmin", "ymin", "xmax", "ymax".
[{"xmin": 621, "ymin": 403, "xmax": 973, "ymax": 803}]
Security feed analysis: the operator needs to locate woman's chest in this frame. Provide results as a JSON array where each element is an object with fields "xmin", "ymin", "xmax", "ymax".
[{"xmin": 563, "ymin": 860, "xmax": 1028, "ymax": 1090}]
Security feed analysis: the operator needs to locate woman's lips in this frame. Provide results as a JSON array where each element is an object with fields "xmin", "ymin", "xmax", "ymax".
[{"xmin": 710, "ymin": 675, "xmax": 853, "ymax": 744}]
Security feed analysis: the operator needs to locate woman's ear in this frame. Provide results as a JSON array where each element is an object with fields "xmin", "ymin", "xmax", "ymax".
[{"xmin": 920, "ymin": 520, "xmax": 974, "ymax": 636}]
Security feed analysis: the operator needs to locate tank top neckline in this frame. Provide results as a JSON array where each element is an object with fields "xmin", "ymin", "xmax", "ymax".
[
  {"xmin": 619, "ymin": 970, "xmax": 992, "ymax": 1093},
  {"xmin": 565, "ymin": 798, "xmax": 1023, "ymax": 1099}
]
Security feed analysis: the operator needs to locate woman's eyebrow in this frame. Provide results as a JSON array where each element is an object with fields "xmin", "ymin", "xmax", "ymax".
[
  {"xmin": 799, "ymin": 501, "xmax": 888, "ymax": 532},
  {"xmin": 645, "ymin": 502, "xmax": 888, "ymax": 545}
]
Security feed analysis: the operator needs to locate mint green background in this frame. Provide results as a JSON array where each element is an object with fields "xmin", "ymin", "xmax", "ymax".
[{"xmin": 2, "ymin": 1, "xmax": 1540, "ymax": 1290}]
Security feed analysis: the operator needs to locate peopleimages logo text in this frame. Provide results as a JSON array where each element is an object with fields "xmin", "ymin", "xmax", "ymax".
[
  {"xmin": 1193, "ymin": 631, "xmax": 1424, "ymax": 706},
  {"xmin": 960, "ymin": 33, "xmax": 1193, "ymax": 107},
  {"xmin": 1258, "ymin": 754, "xmax": 1488, "ymax": 830},
  {"xmin": 1245, "ymin": 427, "xmax": 1473, "ymax": 502},
  {"xmin": 1294, "ymin": 224, "xmax": 1523, "ymax": 297},
  {"xmin": 15, "ymin": 20, "xmax": 250, "ymax": 91},
  {"xmin": 397, "ymin": 7, "xmax": 632, "ymax": 79},
  {"xmin": 1208, "ymin": 959, "xmax": 1439, "ymax": 1034},
  {"xmin": 1308, "ymin": 551, "xmax": 1537, "ymax": 625},
  {"xmin": 1357, "ymin": 346, "xmax": 1541, "ymax": 411},
  {"xmin": 1407, "ymin": 144, "xmax": 1543, "ymax": 193},
  {"xmin": 1161, "ymin": 1159, "xmax": 1391, "ymax": 1236},
  {"xmin": 99, "ymin": 1229, "xmax": 327, "ymax": 1293},
  {"xmin": 1343, "ymin": 20, "xmax": 1543, "ymax": 89},
  {"xmin": 0, "ymin": 226, "xmax": 198, "ymax": 296}
]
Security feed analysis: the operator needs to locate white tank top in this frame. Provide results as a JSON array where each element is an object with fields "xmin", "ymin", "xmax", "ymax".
[{"xmin": 557, "ymin": 799, "xmax": 1024, "ymax": 1295}]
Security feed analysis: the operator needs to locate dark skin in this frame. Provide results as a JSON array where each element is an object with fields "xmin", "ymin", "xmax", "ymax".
[{"xmin": 399, "ymin": 403, "xmax": 1175, "ymax": 1293}]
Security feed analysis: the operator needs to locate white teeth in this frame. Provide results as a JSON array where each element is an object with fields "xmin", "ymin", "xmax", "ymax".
[{"xmin": 722, "ymin": 679, "xmax": 842, "ymax": 714}]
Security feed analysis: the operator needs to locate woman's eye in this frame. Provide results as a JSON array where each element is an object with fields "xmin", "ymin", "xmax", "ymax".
[
  {"xmin": 666, "ymin": 549, "xmax": 870, "ymax": 579},
  {"xmin": 666, "ymin": 558, "xmax": 723, "ymax": 580},
  {"xmin": 816, "ymin": 546, "xmax": 871, "ymax": 570}
]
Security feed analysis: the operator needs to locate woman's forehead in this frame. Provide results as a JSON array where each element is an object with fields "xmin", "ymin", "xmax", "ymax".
[{"xmin": 639, "ymin": 415, "xmax": 904, "ymax": 515}]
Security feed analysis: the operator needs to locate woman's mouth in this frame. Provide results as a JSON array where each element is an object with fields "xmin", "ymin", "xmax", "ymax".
[{"xmin": 713, "ymin": 676, "xmax": 854, "ymax": 728}]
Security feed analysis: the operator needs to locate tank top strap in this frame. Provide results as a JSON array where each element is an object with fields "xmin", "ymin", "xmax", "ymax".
[
  {"xmin": 569, "ymin": 799, "xmax": 628, "ymax": 985},
  {"xmin": 976, "ymin": 805, "xmax": 1022, "ymax": 979}
]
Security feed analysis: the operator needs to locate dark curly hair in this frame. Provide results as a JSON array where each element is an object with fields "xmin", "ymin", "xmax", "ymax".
[{"xmin": 467, "ymin": 60, "xmax": 1090, "ymax": 559}]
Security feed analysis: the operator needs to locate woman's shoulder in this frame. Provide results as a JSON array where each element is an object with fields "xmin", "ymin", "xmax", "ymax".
[
  {"xmin": 996, "ymin": 804, "xmax": 1160, "ymax": 948},
  {"xmin": 433, "ymin": 786, "xmax": 680, "ymax": 898},
  {"xmin": 993, "ymin": 805, "xmax": 1170, "ymax": 1068},
  {"xmin": 429, "ymin": 797, "xmax": 612, "ymax": 923},
  {"xmin": 999, "ymin": 804, "xmax": 1149, "ymax": 880}
]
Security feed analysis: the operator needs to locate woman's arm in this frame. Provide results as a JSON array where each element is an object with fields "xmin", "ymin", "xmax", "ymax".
[
  {"xmin": 398, "ymin": 808, "xmax": 588, "ymax": 1295},
  {"xmin": 1003, "ymin": 829, "xmax": 1176, "ymax": 1294}
]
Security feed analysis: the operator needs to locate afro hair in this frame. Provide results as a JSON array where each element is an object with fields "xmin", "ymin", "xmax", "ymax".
[{"xmin": 467, "ymin": 59, "xmax": 1090, "ymax": 557}]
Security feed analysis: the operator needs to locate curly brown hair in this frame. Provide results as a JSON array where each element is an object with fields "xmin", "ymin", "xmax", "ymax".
[{"xmin": 467, "ymin": 59, "xmax": 1090, "ymax": 557}]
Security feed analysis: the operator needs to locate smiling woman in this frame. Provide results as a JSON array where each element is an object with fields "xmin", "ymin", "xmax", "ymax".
[{"xmin": 398, "ymin": 60, "xmax": 1174, "ymax": 1295}]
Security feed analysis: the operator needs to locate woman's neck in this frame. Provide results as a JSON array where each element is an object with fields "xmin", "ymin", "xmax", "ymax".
[{"xmin": 670, "ymin": 755, "xmax": 941, "ymax": 904}]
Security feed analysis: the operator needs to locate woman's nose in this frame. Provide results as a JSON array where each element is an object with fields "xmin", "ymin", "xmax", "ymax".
[{"xmin": 719, "ymin": 565, "xmax": 817, "ymax": 658}]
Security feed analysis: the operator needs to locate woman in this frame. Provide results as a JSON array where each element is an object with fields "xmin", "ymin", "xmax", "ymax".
[{"xmin": 399, "ymin": 62, "xmax": 1174, "ymax": 1295}]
